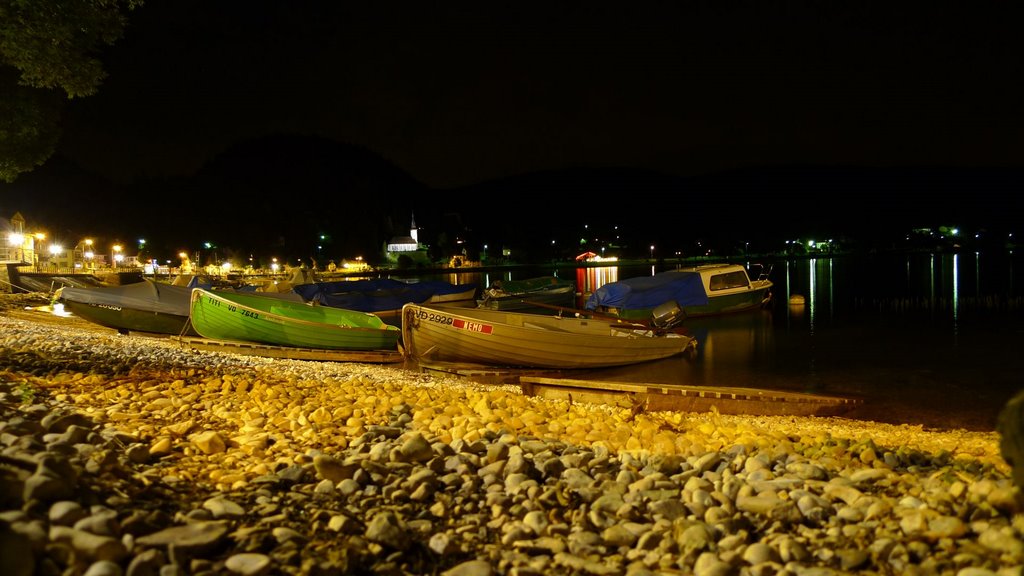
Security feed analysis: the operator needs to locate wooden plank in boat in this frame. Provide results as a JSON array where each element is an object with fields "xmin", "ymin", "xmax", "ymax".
[
  {"xmin": 519, "ymin": 376, "xmax": 864, "ymax": 418},
  {"xmin": 171, "ymin": 336, "xmax": 403, "ymax": 363}
]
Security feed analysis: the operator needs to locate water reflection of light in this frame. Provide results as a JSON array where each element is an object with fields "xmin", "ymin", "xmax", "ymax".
[
  {"xmin": 482, "ymin": 271, "xmax": 516, "ymax": 289},
  {"xmin": 808, "ymin": 258, "xmax": 816, "ymax": 334},
  {"xmin": 684, "ymin": 311, "xmax": 775, "ymax": 385},
  {"xmin": 825, "ymin": 258, "xmax": 834, "ymax": 318},
  {"xmin": 575, "ymin": 265, "xmax": 619, "ymax": 295},
  {"xmin": 952, "ymin": 253, "xmax": 959, "ymax": 333},
  {"xmin": 447, "ymin": 271, "xmax": 481, "ymax": 288},
  {"xmin": 929, "ymin": 256, "xmax": 935, "ymax": 302},
  {"xmin": 974, "ymin": 252, "xmax": 980, "ymax": 296}
]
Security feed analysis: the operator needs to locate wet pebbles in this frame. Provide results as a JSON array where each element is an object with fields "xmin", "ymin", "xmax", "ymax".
[{"xmin": 0, "ymin": 293, "xmax": 1019, "ymax": 575}]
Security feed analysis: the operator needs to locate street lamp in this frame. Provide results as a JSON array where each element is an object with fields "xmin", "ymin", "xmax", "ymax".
[
  {"xmin": 650, "ymin": 245, "xmax": 655, "ymax": 260},
  {"xmin": 7, "ymin": 232, "xmax": 24, "ymax": 262},
  {"xmin": 49, "ymin": 243, "xmax": 62, "ymax": 271},
  {"xmin": 30, "ymin": 233, "xmax": 44, "ymax": 269},
  {"xmin": 112, "ymin": 244, "xmax": 123, "ymax": 269},
  {"xmin": 81, "ymin": 238, "xmax": 94, "ymax": 269}
]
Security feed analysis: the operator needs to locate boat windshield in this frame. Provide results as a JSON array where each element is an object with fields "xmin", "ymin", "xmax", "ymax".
[{"xmin": 708, "ymin": 271, "xmax": 750, "ymax": 291}]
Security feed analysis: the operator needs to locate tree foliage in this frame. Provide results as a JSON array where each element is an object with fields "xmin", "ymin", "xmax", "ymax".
[{"xmin": 0, "ymin": 0, "xmax": 142, "ymax": 183}]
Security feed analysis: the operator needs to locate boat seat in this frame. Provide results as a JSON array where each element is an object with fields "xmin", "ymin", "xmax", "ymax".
[{"xmin": 523, "ymin": 322, "xmax": 571, "ymax": 332}]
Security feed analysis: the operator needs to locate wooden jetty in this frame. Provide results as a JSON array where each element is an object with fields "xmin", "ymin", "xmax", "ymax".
[
  {"xmin": 415, "ymin": 361, "xmax": 863, "ymax": 417},
  {"xmin": 519, "ymin": 377, "xmax": 862, "ymax": 417}
]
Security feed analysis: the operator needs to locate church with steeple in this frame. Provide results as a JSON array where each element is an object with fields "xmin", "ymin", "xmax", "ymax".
[{"xmin": 384, "ymin": 212, "xmax": 430, "ymax": 266}]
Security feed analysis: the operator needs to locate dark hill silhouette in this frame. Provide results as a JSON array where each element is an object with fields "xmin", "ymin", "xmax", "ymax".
[
  {"xmin": 0, "ymin": 155, "xmax": 122, "ymax": 239},
  {"xmin": 442, "ymin": 167, "xmax": 692, "ymax": 257},
  {"xmin": 183, "ymin": 134, "xmax": 427, "ymax": 261},
  {"xmin": 3, "ymin": 136, "xmax": 1021, "ymax": 264}
]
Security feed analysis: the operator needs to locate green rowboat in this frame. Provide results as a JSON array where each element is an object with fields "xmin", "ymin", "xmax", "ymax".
[
  {"xmin": 477, "ymin": 276, "xmax": 576, "ymax": 312},
  {"xmin": 189, "ymin": 289, "xmax": 401, "ymax": 351}
]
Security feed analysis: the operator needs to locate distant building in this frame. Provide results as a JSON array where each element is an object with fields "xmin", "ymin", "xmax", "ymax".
[
  {"xmin": 1, "ymin": 212, "xmax": 38, "ymax": 265},
  {"xmin": 386, "ymin": 212, "xmax": 419, "ymax": 252},
  {"xmin": 385, "ymin": 212, "xmax": 430, "ymax": 266},
  {"xmin": 386, "ymin": 235, "xmax": 419, "ymax": 253}
]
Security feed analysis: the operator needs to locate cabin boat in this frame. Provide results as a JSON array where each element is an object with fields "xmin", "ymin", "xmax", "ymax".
[{"xmin": 584, "ymin": 263, "xmax": 773, "ymax": 326}]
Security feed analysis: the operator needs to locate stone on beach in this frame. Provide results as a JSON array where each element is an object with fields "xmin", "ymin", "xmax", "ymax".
[{"xmin": 0, "ymin": 294, "xmax": 1020, "ymax": 575}]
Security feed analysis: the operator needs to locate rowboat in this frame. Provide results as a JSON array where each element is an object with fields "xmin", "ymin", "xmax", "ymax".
[
  {"xmin": 584, "ymin": 263, "xmax": 773, "ymax": 325},
  {"xmin": 293, "ymin": 278, "xmax": 478, "ymax": 324},
  {"xmin": 54, "ymin": 279, "xmax": 199, "ymax": 336},
  {"xmin": 401, "ymin": 303, "xmax": 696, "ymax": 369},
  {"xmin": 189, "ymin": 288, "xmax": 401, "ymax": 351},
  {"xmin": 477, "ymin": 276, "xmax": 576, "ymax": 312}
]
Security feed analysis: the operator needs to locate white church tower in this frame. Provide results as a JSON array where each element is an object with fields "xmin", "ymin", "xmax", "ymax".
[{"xmin": 410, "ymin": 212, "xmax": 418, "ymax": 243}]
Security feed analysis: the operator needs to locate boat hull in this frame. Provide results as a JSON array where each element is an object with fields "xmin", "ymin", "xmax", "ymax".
[
  {"xmin": 401, "ymin": 303, "xmax": 695, "ymax": 369},
  {"xmin": 189, "ymin": 289, "xmax": 401, "ymax": 351},
  {"xmin": 476, "ymin": 285, "xmax": 576, "ymax": 311},
  {"xmin": 608, "ymin": 284, "xmax": 773, "ymax": 320},
  {"xmin": 62, "ymin": 300, "xmax": 197, "ymax": 336},
  {"xmin": 429, "ymin": 286, "xmax": 479, "ymax": 304},
  {"xmin": 55, "ymin": 280, "xmax": 199, "ymax": 336}
]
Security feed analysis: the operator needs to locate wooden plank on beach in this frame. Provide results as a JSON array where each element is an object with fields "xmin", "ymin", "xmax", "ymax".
[
  {"xmin": 519, "ymin": 376, "xmax": 864, "ymax": 417},
  {"xmin": 171, "ymin": 337, "xmax": 403, "ymax": 363},
  {"xmin": 414, "ymin": 360, "xmax": 563, "ymax": 385}
]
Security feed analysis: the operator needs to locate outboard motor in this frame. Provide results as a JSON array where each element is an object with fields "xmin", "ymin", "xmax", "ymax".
[{"xmin": 650, "ymin": 300, "xmax": 685, "ymax": 329}]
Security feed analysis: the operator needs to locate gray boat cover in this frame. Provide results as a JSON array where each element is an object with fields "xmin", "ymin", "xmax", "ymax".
[{"xmin": 56, "ymin": 279, "xmax": 195, "ymax": 316}]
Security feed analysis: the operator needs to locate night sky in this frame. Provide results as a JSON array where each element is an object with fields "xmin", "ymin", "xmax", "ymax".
[{"xmin": 4, "ymin": 1, "xmax": 1024, "ymax": 258}]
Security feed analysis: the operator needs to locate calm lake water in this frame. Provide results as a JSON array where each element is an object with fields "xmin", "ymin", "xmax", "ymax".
[{"xmin": 410, "ymin": 252, "xmax": 1024, "ymax": 432}]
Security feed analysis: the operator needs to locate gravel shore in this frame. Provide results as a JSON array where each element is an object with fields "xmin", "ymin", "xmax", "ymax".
[{"xmin": 0, "ymin": 292, "xmax": 1019, "ymax": 576}]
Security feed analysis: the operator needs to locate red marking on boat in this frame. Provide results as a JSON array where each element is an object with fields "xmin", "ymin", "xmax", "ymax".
[{"xmin": 453, "ymin": 319, "xmax": 493, "ymax": 334}]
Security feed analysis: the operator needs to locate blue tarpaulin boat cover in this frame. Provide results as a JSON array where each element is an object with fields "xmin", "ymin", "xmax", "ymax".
[
  {"xmin": 584, "ymin": 271, "xmax": 710, "ymax": 310},
  {"xmin": 293, "ymin": 279, "xmax": 473, "ymax": 312}
]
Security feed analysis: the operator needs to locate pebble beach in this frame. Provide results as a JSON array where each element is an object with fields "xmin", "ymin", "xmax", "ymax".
[{"xmin": 0, "ymin": 292, "xmax": 1020, "ymax": 576}]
